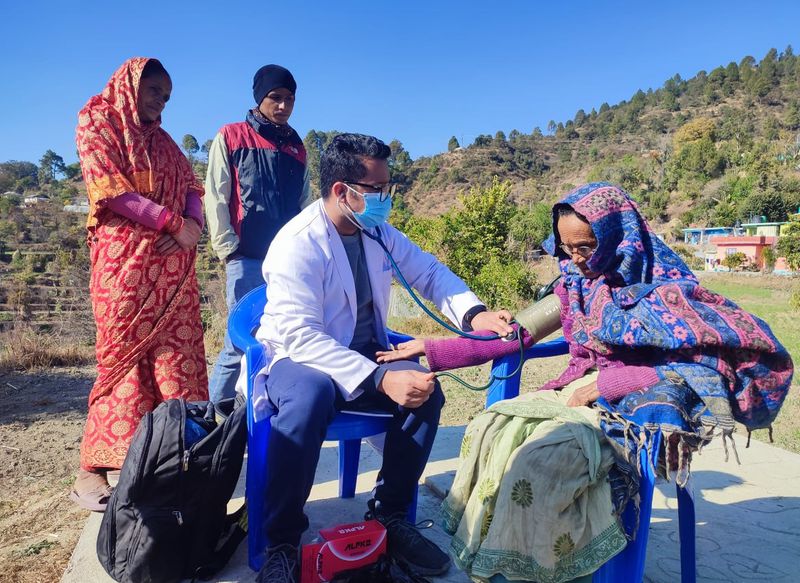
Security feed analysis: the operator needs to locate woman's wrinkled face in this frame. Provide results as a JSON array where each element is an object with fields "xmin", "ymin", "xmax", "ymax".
[
  {"xmin": 137, "ymin": 73, "xmax": 172, "ymax": 123},
  {"xmin": 557, "ymin": 213, "xmax": 600, "ymax": 278}
]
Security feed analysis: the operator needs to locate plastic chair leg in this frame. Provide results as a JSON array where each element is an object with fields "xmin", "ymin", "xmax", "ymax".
[
  {"xmin": 338, "ymin": 439, "xmax": 418, "ymax": 523},
  {"xmin": 339, "ymin": 438, "xmax": 361, "ymax": 498},
  {"xmin": 677, "ymin": 479, "xmax": 696, "ymax": 583},
  {"xmin": 593, "ymin": 432, "xmax": 661, "ymax": 583},
  {"xmin": 485, "ymin": 355, "xmax": 522, "ymax": 407},
  {"xmin": 246, "ymin": 413, "xmax": 271, "ymax": 572}
]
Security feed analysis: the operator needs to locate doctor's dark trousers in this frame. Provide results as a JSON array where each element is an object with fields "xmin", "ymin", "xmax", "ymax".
[{"xmin": 261, "ymin": 347, "xmax": 444, "ymax": 548}]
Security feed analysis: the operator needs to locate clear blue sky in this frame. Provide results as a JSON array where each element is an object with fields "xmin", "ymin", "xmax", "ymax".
[{"xmin": 1, "ymin": 0, "xmax": 799, "ymax": 166}]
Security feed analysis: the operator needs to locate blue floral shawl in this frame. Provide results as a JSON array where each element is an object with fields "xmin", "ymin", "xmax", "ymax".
[{"xmin": 543, "ymin": 183, "xmax": 792, "ymax": 456}]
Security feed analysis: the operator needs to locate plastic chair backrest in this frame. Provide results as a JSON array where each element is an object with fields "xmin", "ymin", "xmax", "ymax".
[
  {"xmin": 227, "ymin": 284, "xmax": 268, "ymax": 390},
  {"xmin": 485, "ymin": 338, "xmax": 570, "ymax": 408},
  {"xmin": 228, "ymin": 283, "xmax": 421, "ymax": 572},
  {"xmin": 227, "ymin": 284, "xmax": 269, "ymax": 570}
]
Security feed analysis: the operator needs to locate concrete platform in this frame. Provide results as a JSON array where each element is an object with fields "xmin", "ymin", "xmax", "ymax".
[{"xmin": 62, "ymin": 427, "xmax": 800, "ymax": 582}]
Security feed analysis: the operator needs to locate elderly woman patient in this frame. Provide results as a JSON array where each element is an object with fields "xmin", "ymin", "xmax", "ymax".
[{"xmin": 378, "ymin": 183, "xmax": 793, "ymax": 583}]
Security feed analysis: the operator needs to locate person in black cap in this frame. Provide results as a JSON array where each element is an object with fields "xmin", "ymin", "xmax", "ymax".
[{"xmin": 205, "ymin": 64, "xmax": 310, "ymax": 403}]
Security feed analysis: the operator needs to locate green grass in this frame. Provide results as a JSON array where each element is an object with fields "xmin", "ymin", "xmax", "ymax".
[
  {"xmin": 701, "ymin": 274, "xmax": 800, "ymax": 454},
  {"xmin": 703, "ymin": 278, "xmax": 799, "ymax": 355},
  {"xmin": 17, "ymin": 539, "xmax": 56, "ymax": 557}
]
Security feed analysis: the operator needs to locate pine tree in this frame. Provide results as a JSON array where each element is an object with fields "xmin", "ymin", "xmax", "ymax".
[
  {"xmin": 785, "ymin": 101, "xmax": 800, "ymax": 130},
  {"xmin": 37, "ymin": 150, "xmax": 66, "ymax": 185}
]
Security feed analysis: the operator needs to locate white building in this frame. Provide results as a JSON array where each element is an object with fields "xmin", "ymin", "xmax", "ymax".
[
  {"xmin": 23, "ymin": 193, "xmax": 49, "ymax": 205},
  {"xmin": 64, "ymin": 200, "xmax": 90, "ymax": 213}
]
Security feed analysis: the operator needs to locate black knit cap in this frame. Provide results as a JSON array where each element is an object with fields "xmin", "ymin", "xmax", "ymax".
[{"xmin": 252, "ymin": 64, "xmax": 297, "ymax": 104}]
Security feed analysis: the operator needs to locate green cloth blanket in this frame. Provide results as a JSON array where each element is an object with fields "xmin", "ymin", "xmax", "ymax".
[{"xmin": 442, "ymin": 384, "xmax": 626, "ymax": 583}]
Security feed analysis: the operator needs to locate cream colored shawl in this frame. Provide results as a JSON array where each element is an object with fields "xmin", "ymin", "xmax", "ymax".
[{"xmin": 442, "ymin": 375, "xmax": 626, "ymax": 582}]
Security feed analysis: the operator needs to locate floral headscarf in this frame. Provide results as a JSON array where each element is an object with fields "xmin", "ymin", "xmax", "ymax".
[{"xmin": 76, "ymin": 57, "xmax": 202, "ymax": 228}]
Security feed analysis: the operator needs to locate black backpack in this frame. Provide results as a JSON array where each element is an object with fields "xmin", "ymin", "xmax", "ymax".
[{"xmin": 97, "ymin": 398, "xmax": 248, "ymax": 583}]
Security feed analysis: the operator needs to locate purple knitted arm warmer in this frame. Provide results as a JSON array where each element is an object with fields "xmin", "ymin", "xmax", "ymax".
[
  {"xmin": 596, "ymin": 365, "xmax": 660, "ymax": 401},
  {"xmin": 184, "ymin": 191, "xmax": 204, "ymax": 229},
  {"xmin": 424, "ymin": 325, "xmax": 534, "ymax": 372},
  {"xmin": 105, "ymin": 192, "xmax": 167, "ymax": 230}
]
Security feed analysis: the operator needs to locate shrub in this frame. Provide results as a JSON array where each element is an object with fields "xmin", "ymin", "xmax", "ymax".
[
  {"xmin": 791, "ymin": 285, "xmax": 800, "ymax": 311},
  {"xmin": 403, "ymin": 215, "xmax": 445, "ymax": 256},
  {"xmin": 777, "ymin": 220, "xmax": 800, "ymax": 269},
  {"xmin": 722, "ymin": 251, "xmax": 747, "ymax": 271},
  {"xmin": 762, "ymin": 246, "xmax": 777, "ymax": 273},
  {"xmin": 440, "ymin": 178, "xmax": 516, "ymax": 283},
  {"xmin": 671, "ymin": 243, "xmax": 704, "ymax": 270},
  {"xmin": 507, "ymin": 203, "xmax": 552, "ymax": 259},
  {"xmin": 469, "ymin": 256, "xmax": 538, "ymax": 311}
]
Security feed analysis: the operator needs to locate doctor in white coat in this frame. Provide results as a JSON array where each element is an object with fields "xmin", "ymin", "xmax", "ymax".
[{"xmin": 253, "ymin": 133, "xmax": 513, "ymax": 583}]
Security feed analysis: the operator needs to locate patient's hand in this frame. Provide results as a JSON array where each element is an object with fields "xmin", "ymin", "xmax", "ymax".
[
  {"xmin": 566, "ymin": 380, "xmax": 600, "ymax": 407},
  {"xmin": 376, "ymin": 339, "xmax": 426, "ymax": 363}
]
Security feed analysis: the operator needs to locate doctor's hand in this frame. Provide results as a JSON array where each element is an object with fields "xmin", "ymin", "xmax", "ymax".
[
  {"xmin": 378, "ymin": 370, "xmax": 435, "ymax": 408},
  {"xmin": 566, "ymin": 380, "xmax": 600, "ymax": 408},
  {"xmin": 470, "ymin": 310, "xmax": 514, "ymax": 337},
  {"xmin": 375, "ymin": 339, "xmax": 426, "ymax": 364}
]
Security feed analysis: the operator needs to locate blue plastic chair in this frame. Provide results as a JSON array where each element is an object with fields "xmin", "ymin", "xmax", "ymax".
[
  {"xmin": 487, "ymin": 346, "xmax": 696, "ymax": 583},
  {"xmin": 227, "ymin": 284, "xmax": 419, "ymax": 572}
]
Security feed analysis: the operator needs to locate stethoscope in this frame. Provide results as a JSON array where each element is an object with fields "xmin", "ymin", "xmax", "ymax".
[{"xmin": 361, "ymin": 225, "xmax": 528, "ymax": 392}]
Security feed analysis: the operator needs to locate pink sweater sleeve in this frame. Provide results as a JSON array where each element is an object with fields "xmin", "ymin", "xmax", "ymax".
[
  {"xmin": 424, "ymin": 325, "xmax": 534, "ymax": 372},
  {"xmin": 183, "ymin": 191, "xmax": 204, "ymax": 229},
  {"xmin": 597, "ymin": 365, "xmax": 660, "ymax": 401},
  {"xmin": 106, "ymin": 192, "xmax": 168, "ymax": 230}
]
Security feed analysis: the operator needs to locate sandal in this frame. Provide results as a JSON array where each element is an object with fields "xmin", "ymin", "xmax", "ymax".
[
  {"xmin": 70, "ymin": 469, "xmax": 114, "ymax": 512},
  {"xmin": 106, "ymin": 469, "xmax": 121, "ymax": 487}
]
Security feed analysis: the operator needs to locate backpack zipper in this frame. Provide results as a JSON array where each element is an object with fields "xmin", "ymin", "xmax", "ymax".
[
  {"xmin": 132, "ymin": 412, "xmax": 154, "ymax": 501},
  {"xmin": 178, "ymin": 401, "xmax": 187, "ymax": 528},
  {"xmin": 104, "ymin": 494, "xmax": 118, "ymax": 570}
]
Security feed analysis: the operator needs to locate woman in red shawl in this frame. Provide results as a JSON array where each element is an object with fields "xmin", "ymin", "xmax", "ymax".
[{"xmin": 71, "ymin": 58, "xmax": 208, "ymax": 510}]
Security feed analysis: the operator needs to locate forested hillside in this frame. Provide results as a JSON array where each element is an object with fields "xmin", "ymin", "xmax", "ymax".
[
  {"xmin": 2, "ymin": 46, "xmax": 800, "ymax": 315},
  {"xmin": 301, "ymin": 47, "xmax": 800, "ymax": 235}
]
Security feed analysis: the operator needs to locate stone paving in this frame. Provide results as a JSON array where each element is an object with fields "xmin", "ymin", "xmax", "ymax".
[{"xmin": 62, "ymin": 427, "xmax": 800, "ymax": 583}]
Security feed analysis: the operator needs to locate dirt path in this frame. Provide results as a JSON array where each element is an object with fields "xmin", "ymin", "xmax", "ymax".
[{"xmin": 0, "ymin": 366, "xmax": 94, "ymax": 583}]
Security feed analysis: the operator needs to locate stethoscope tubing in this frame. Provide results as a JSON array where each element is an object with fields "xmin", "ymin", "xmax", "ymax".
[{"xmin": 365, "ymin": 227, "xmax": 527, "ymax": 391}]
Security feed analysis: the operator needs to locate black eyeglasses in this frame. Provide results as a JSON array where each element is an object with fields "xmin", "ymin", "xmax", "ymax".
[
  {"xmin": 559, "ymin": 243, "xmax": 596, "ymax": 259},
  {"xmin": 345, "ymin": 182, "xmax": 398, "ymax": 202}
]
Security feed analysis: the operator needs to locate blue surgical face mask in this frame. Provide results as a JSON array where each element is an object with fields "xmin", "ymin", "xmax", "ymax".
[{"xmin": 343, "ymin": 186, "xmax": 392, "ymax": 229}]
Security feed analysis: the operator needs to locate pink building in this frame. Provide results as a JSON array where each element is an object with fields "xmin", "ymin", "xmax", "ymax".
[
  {"xmin": 709, "ymin": 235, "xmax": 776, "ymax": 270},
  {"xmin": 774, "ymin": 256, "xmax": 791, "ymax": 272}
]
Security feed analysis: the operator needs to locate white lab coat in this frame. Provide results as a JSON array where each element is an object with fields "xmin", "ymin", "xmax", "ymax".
[{"xmin": 255, "ymin": 199, "xmax": 483, "ymax": 400}]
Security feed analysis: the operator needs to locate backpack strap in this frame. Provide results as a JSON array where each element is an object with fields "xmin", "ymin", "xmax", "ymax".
[{"xmin": 190, "ymin": 504, "xmax": 248, "ymax": 581}]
